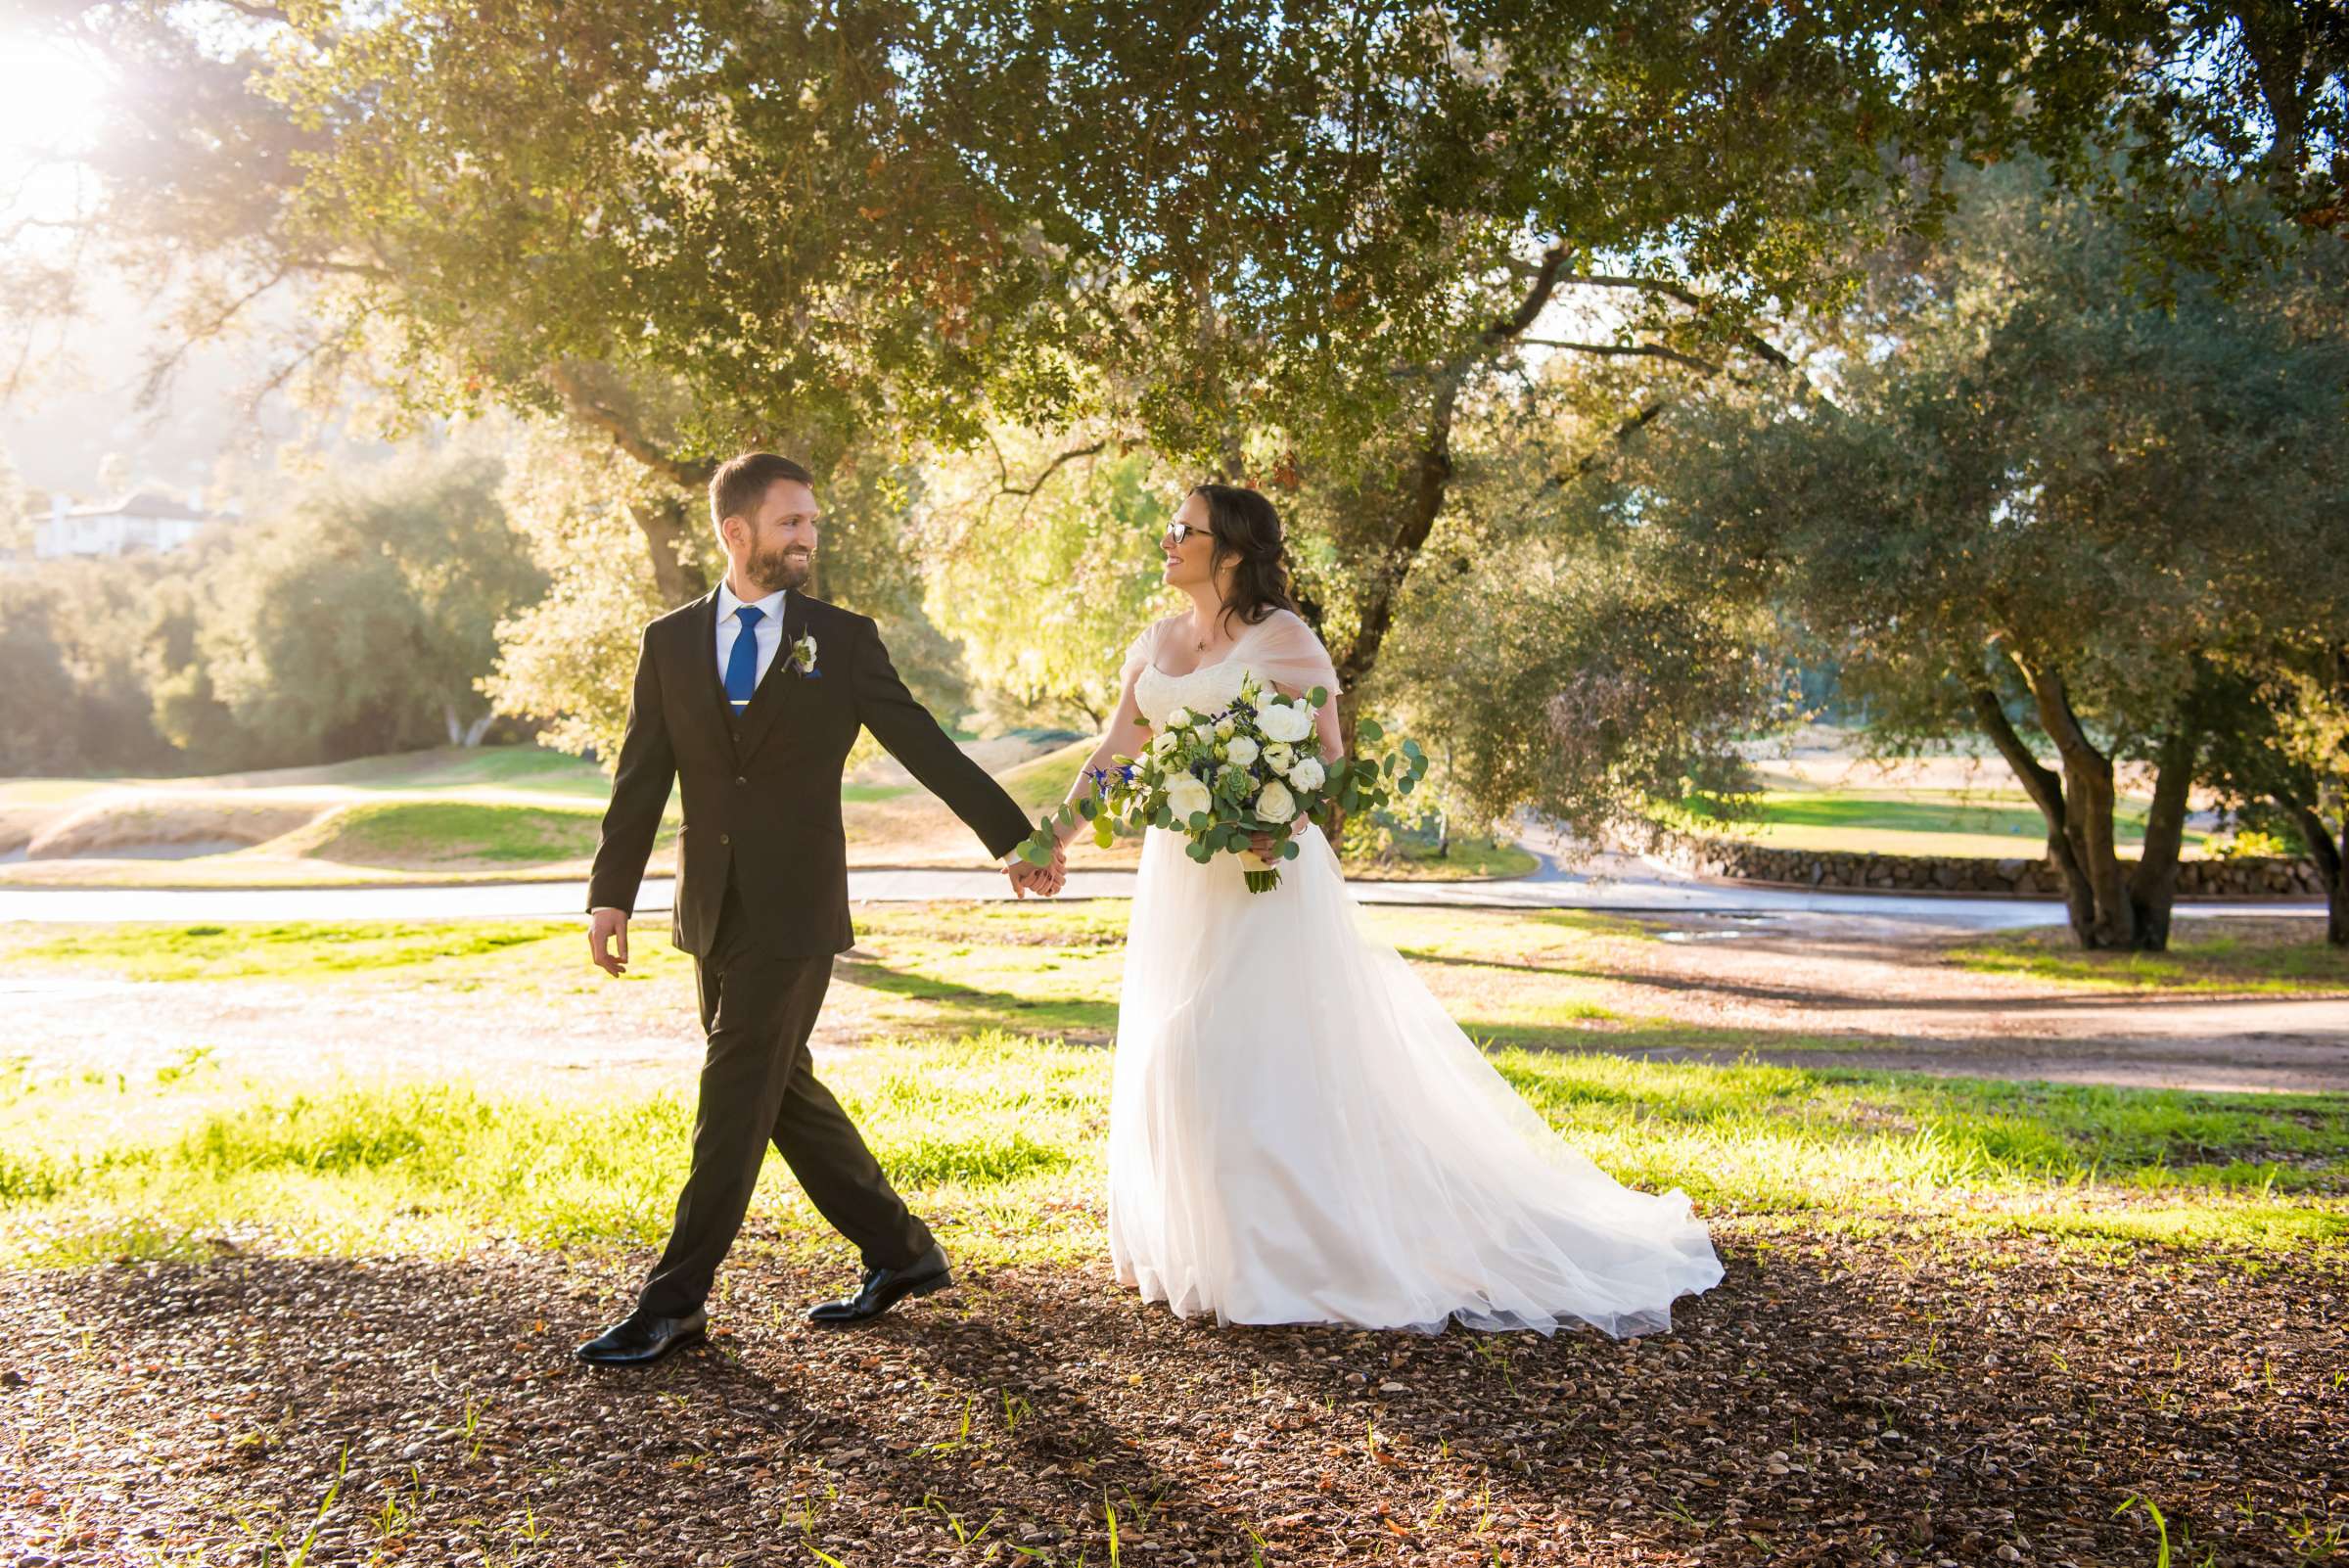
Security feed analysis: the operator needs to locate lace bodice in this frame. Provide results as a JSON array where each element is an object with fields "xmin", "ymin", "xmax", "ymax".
[
  {"xmin": 1121, "ymin": 610, "xmax": 1342, "ymax": 727},
  {"xmin": 1134, "ymin": 658, "xmax": 1254, "ymax": 726}
]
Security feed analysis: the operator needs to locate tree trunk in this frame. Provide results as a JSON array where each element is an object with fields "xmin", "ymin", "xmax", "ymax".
[
  {"xmin": 2125, "ymin": 725, "xmax": 2199, "ymax": 950},
  {"xmin": 1309, "ymin": 248, "xmax": 1576, "ymax": 744},
  {"xmin": 1318, "ymin": 378, "xmax": 1461, "ymax": 755},
  {"xmin": 629, "ymin": 494, "xmax": 711, "ymax": 607},
  {"xmin": 444, "ymin": 702, "xmax": 496, "ymax": 748},
  {"xmin": 544, "ymin": 361, "xmax": 715, "ymax": 607},
  {"xmin": 2278, "ymin": 794, "xmax": 2349, "ymax": 946},
  {"xmin": 2009, "ymin": 653, "xmax": 2148, "ymax": 948},
  {"xmin": 1967, "ymin": 683, "xmax": 2096, "ymax": 938},
  {"xmin": 1976, "ymin": 652, "xmax": 2186, "ymax": 950}
]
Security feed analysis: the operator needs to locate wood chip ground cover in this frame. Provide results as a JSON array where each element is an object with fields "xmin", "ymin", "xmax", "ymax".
[{"xmin": 4, "ymin": 1225, "xmax": 2341, "ymax": 1567}]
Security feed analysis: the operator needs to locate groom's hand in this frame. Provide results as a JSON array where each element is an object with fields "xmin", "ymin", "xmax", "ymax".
[
  {"xmin": 588, "ymin": 906, "xmax": 631, "ymax": 975},
  {"xmin": 1003, "ymin": 848, "xmax": 1065, "ymax": 899}
]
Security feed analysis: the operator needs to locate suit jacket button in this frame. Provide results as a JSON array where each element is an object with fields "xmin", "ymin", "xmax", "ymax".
[
  {"xmin": 735, "ymin": 775, "xmax": 747, "ymax": 785},
  {"xmin": 719, "ymin": 833, "xmax": 731, "ymax": 846}
]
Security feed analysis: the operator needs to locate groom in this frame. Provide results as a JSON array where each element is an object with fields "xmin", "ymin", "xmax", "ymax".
[{"xmin": 576, "ymin": 451, "xmax": 1064, "ymax": 1366}]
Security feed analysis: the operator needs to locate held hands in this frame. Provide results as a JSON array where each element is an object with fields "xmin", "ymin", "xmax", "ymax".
[{"xmin": 1005, "ymin": 840, "xmax": 1067, "ymax": 899}]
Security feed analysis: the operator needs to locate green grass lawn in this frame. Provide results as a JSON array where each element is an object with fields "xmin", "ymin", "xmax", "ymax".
[
  {"xmin": 0, "ymin": 744, "xmax": 621, "ymax": 807},
  {"xmin": 5, "ymin": 740, "xmax": 1527, "ymax": 884},
  {"xmin": 3, "ymin": 910, "xmax": 2342, "ymax": 1269},
  {"xmin": 7, "ymin": 919, "xmax": 579, "ymax": 982},
  {"xmin": 297, "ymin": 801, "xmax": 634, "ymax": 865},
  {"xmin": 305, "ymin": 744, "xmax": 622, "ymax": 797},
  {"xmin": 1951, "ymin": 922, "xmax": 2349, "ymax": 992},
  {"xmin": 4, "ymin": 1031, "xmax": 2339, "ymax": 1271},
  {"xmin": 1681, "ymin": 787, "xmax": 2214, "ymax": 859}
]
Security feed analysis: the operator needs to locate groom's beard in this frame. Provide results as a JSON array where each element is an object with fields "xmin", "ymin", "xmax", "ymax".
[{"xmin": 743, "ymin": 544, "xmax": 814, "ymax": 595}]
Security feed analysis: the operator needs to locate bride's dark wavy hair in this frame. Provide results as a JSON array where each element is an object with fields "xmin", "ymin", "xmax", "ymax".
[{"xmin": 1189, "ymin": 483, "xmax": 1299, "ymax": 632}]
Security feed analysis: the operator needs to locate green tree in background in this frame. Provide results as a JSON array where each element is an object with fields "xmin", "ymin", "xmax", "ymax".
[
  {"xmin": 8, "ymin": 2, "xmax": 2337, "ymax": 792},
  {"xmin": 1376, "ymin": 377, "xmax": 1795, "ymax": 839},
  {"xmin": 190, "ymin": 448, "xmax": 545, "ymax": 763},
  {"xmin": 0, "ymin": 444, "xmax": 27, "ymax": 554},
  {"xmin": 1562, "ymin": 161, "xmax": 2349, "ymax": 950},
  {"xmin": 2202, "ymin": 652, "xmax": 2349, "ymax": 945},
  {"xmin": 0, "ymin": 577, "xmax": 104, "ymax": 775},
  {"xmin": 918, "ymin": 442, "xmax": 1174, "ymax": 730},
  {"xmin": 0, "ymin": 551, "xmax": 198, "ymax": 776},
  {"xmin": 484, "ymin": 425, "xmax": 968, "ymax": 764},
  {"xmin": 479, "ymin": 425, "xmax": 681, "ymax": 764}
]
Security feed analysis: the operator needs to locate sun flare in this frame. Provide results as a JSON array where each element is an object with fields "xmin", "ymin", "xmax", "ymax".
[{"xmin": 0, "ymin": 32, "xmax": 111, "ymax": 166}]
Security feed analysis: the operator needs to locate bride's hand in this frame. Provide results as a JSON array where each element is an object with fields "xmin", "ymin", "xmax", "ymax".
[{"xmin": 1247, "ymin": 830, "xmax": 1281, "ymax": 857}]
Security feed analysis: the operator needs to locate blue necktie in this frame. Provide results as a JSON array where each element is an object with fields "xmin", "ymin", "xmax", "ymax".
[{"xmin": 725, "ymin": 605, "xmax": 765, "ymax": 713}]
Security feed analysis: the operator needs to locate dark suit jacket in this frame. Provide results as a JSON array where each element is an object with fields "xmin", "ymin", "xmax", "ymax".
[{"xmin": 587, "ymin": 589, "xmax": 1032, "ymax": 959}]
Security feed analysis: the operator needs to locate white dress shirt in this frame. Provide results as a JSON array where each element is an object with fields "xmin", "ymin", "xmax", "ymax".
[{"xmin": 714, "ymin": 580, "xmax": 788, "ymax": 698}]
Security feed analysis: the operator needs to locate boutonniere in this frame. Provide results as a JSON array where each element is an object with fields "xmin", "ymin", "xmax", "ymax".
[{"xmin": 789, "ymin": 631, "xmax": 820, "ymax": 678}]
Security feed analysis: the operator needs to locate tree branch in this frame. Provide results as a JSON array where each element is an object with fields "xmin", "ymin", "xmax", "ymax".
[
  {"xmin": 1966, "ymin": 683, "xmax": 2067, "ymax": 838},
  {"xmin": 1517, "ymin": 337, "xmax": 1726, "ymax": 375},
  {"xmin": 1540, "ymin": 399, "xmax": 1673, "ymax": 490},
  {"xmin": 545, "ymin": 363, "xmax": 714, "ymax": 490},
  {"xmin": 1485, "ymin": 245, "xmax": 1574, "ymax": 346},
  {"xmin": 133, "ymin": 260, "xmax": 296, "ymax": 407},
  {"xmin": 999, "ymin": 439, "xmax": 1105, "ymax": 498},
  {"xmin": 1557, "ymin": 271, "xmax": 1796, "ymax": 370}
]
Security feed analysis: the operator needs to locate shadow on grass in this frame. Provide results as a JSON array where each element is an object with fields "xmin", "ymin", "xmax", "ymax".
[
  {"xmin": 1408, "ymin": 940, "xmax": 2349, "ymax": 1016},
  {"xmin": 835, "ymin": 953, "xmax": 1119, "ymax": 1040}
]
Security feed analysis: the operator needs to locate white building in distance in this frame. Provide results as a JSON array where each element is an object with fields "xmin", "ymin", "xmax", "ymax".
[{"xmin": 27, "ymin": 490, "xmax": 230, "ymax": 560}]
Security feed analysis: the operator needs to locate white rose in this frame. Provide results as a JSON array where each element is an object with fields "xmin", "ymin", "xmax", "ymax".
[
  {"xmin": 1258, "ymin": 700, "xmax": 1313, "ymax": 743},
  {"xmin": 1253, "ymin": 778, "xmax": 1298, "ymax": 824},
  {"xmin": 1224, "ymin": 735, "xmax": 1260, "ymax": 766},
  {"xmin": 1166, "ymin": 707, "xmax": 1194, "ymax": 729},
  {"xmin": 1166, "ymin": 774, "xmax": 1214, "ymax": 823},
  {"xmin": 1285, "ymin": 756, "xmax": 1326, "ymax": 792},
  {"xmin": 1262, "ymin": 741, "xmax": 1296, "ymax": 772},
  {"xmin": 1149, "ymin": 729, "xmax": 1180, "ymax": 758}
]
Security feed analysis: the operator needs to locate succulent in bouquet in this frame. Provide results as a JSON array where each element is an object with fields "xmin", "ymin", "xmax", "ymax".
[{"xmin": 1017, "ymin": 676, "xmax": 1429, "ymax": 893}]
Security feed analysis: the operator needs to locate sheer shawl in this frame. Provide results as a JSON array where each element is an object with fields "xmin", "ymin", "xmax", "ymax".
[
  {"xmin": 1237, "ymin": 609, "xmax": 1342, "ymax": 700},
  {"xmin": 1116, "ymin": 610, "xmax": 1341, "ymax": 700}
]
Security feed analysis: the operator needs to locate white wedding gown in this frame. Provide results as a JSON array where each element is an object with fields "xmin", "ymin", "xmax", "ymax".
[{"xmin": 1105, "ymin": 612, "xmax": 1724, "ymax": 1336}]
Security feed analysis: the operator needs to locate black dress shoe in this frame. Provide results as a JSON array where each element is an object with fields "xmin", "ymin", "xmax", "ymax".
[
  {"xmin": 806, "ymin": 1244, "xmax": 952, "ymax": 1326},
  {"xmin": 574, "ymin": 1307, "xmax": 708, "ymax": 1365}
]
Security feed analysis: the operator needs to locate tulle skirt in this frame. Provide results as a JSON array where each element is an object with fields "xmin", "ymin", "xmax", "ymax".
[{"xmin": 1107, "ymin": 821, "xmax": 1723, "ymax": 1336}]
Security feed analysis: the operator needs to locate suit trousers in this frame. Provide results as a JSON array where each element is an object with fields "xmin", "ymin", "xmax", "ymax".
[{"xmin": 636, "ymin": 877, "xmax": 934, "ymax": 1318}]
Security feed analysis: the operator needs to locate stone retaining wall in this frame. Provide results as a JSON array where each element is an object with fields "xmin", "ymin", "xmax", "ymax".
[{"xmin": 1635, "ymin": 829, "xmax": 2326, "ymax": 899}]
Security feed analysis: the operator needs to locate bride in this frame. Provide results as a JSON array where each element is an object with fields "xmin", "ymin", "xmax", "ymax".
[{"xmin": 1038, "ymin": 483, "xmax": 1724, "ymax": 1337}]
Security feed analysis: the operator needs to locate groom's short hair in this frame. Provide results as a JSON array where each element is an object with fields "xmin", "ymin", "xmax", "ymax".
[{"xmin": 710, "ymin": 452, "xmax": 814, "ymax": 530}]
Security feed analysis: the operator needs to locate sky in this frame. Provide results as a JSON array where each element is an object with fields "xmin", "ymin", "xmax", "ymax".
[
  {"xmin": 0, "ymin": 21, "xmax": 316, "ymax": 499},
  {"xmin": 0, "ymin": 27, "xmax": 110, "ymax": 230}
]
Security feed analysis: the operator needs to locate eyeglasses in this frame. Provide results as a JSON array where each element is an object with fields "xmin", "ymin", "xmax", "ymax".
[{"xmin": 1163, "ymin": 520, "xmax": 1209, "ymax": 547}]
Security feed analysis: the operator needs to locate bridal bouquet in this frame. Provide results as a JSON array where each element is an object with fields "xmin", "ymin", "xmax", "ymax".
[{"xmin": 1017, "ymin": 677, "xmax": 1428, "ymax": 893}]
